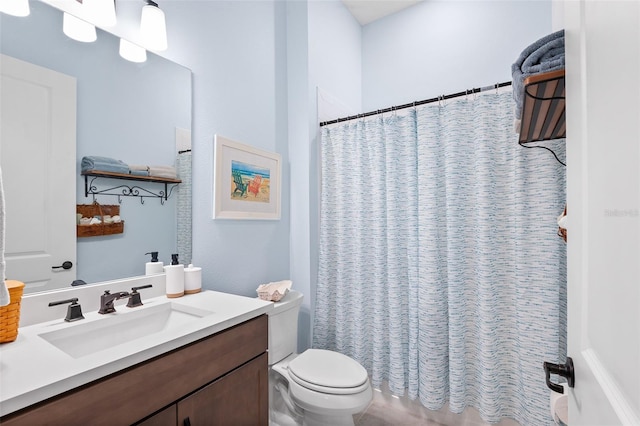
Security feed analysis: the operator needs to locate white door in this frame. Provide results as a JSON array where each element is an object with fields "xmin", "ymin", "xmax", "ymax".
[
  {"xmin": 0, "ymin": 54, "xmax": 77, "ymax": 293},
  {"xmin": 563, "ymin": 1, "xmax": 640, "ymax": 424}
]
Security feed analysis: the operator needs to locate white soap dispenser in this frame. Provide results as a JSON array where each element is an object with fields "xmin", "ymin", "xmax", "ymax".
[
  {"xmin": 164, "ymin": 253, "xmax": 184, "ymax": 298},
  {"xmin": 184, "ymin": 263, "xmax": 202, "ymax": 294},
  {"xmin": 145, "ymin": 251, "xmax": 164, "ymax": 275}
]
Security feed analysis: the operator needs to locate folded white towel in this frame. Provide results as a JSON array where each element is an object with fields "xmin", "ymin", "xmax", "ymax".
[
  {"xmin": 0, "ymin": 166, "xmax": 10, "ymax": 307},
  {"xmin": 149, "ymin": 165, "xmax": 176, "ymax": 172},
  {"xmin": 149, "ymin": 166, "xmax": 177, "ymax": 179},
  {"xmin": 129, "ymin": 164, "xmax": 149, "ymax": 172}
]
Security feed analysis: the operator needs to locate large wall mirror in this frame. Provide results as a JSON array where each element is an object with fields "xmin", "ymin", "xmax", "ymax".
[{"xmin": 1, "ymin": 1, "xmax": 192, "ymax": 293}]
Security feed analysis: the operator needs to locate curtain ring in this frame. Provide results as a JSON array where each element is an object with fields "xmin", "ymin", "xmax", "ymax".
[{"xmin": 495, "ymin": 83, "xmax": 498, "ymax": 95}]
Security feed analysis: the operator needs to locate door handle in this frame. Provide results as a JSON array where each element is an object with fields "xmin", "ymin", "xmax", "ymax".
[
  {"xmin": 544, "ymin": 357, "xmax": 575, "ymax": 393},
  {"xmin": 52, "ymin": 261, "xmax": 73, "ymax": 270}
]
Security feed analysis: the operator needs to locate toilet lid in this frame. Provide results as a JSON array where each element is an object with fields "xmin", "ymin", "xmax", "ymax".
[{"xmin": 288, "ymin": 349, "xmax": 368, "ymax": 391}]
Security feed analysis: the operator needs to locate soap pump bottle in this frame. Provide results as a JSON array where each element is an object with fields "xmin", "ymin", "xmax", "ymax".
[
  {"xmin": 164, "ymin": 253, "xmax": 184, "ymax": 298},
  {"xmin": 145, "ymin": 251, "xmax": 164, "ymax": 275}
]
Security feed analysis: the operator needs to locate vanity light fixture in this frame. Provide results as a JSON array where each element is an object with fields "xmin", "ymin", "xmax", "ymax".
[
  {"xmin": 63, "ymin": 12, "xmax": 97, "ymax": 43},
  {"xmin": 140, "ymin": 0, "xmax": 167, "ymax": 51},
  {"xmin": 0, "ymin": 0, "xmax": 30, "ymax": 17},
  {"xmin": 88, "ymin": 0, "xmax": 117, "ymax": 28},
  {"xmin": 119, "ymin": 38, "xmax": 147, "ymax": 63}
]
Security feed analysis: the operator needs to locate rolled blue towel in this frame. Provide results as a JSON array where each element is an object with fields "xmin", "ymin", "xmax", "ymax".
[
  {"xmin": 512, "ymin": 30, "xmax": 565, "ymax": 118},
  {"xmin": 81, "ymin": 156, "xmax": 130, "ymax": 174}
]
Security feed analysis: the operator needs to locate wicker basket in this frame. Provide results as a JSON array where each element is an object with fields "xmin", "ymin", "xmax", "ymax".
[
  {"xmin": 77, "ymin": 201, "xmax": 124, "ymax": 238},
  {"xmin": 0, "ymin": 280, "xmax": 25, "ymax": 343}
]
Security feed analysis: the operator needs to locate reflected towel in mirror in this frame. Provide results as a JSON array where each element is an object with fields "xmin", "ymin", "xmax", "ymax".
[{"xmin": 0, "ymin": 166, "xmax": 9, "ymax": 306}]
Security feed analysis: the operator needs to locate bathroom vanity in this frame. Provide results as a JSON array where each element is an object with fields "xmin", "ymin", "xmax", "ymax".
[{"xmin": 0, "ymin": 288, "xmax": 272, "ymax": 425}]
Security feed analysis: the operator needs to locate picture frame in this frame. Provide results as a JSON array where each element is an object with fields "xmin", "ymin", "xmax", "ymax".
[{"xmin": 213, "ymin": 135, "xmax": 281, "ymax": 220}]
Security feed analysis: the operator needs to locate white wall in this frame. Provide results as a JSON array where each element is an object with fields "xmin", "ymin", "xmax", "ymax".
[{"xmin": 362, "ymin": 0, "xmax": 553, "ymax": 111}]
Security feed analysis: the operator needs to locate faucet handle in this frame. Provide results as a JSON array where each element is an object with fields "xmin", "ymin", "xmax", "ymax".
[
  {"xmin": 127, "ymin": 284, "xmax": 153, "ymax": 308},
  {"xmin": 48, "ymin": 298, "xmax": 85, "ymax": 322},
  {"xmin": 131, "ymin": 284, "xmax": 152, "ymax": 293}
]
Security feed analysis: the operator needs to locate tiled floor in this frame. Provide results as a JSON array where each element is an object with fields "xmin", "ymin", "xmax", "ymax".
[{"xmin": 353, "ymin": 383, "xmax": 521, "ymax": 426}]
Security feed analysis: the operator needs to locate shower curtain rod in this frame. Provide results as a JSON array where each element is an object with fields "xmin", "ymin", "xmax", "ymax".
[{"xmin": 319, "ymin": 81, "xmax": 513, "ymax": 127}]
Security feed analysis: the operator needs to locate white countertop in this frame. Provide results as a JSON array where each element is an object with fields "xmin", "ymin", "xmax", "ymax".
[{"xmin": 0, "ymin": 290, "xmax": 273, "ymax": 417}]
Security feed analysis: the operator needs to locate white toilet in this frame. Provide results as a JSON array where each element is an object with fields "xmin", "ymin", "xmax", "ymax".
[{"xmin": 267, "ymin": 290, "xmax": 372, "ymax": 426}]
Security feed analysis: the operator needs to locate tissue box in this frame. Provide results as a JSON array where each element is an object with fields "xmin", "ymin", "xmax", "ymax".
[
  {"xmin": 256, "ymin": 280, "xmax": 292, "ymax": 302},
  {"xmin": 258, "ymin": 288, "xmax": 285, "ymax": 302}
]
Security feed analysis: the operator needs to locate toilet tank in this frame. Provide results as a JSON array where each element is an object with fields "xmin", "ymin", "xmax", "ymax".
[{"xmin": 267, "ymin": 290, "xmax": 303, "ymax": 365}]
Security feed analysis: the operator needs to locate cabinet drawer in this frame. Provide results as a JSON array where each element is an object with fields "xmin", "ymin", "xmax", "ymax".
[{"xmin": 1, "ymin": 315, "xmax": 268, "ymax": 426}]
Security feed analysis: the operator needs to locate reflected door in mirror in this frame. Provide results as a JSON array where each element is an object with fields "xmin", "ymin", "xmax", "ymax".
[{"xmin": 1, "ymin": 54, "xmax": 77, "ymax": 292}]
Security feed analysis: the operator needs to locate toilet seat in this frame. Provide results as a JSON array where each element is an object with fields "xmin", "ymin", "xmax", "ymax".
[{"xmin": 287, "ymin": 349, "xmax": 370, "ymax": 395}]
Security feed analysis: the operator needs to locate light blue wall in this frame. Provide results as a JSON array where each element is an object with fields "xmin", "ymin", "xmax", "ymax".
[
  {"xmin": 309, "ymin": 1, "xmax": 362, "ymax": 113},
  {"xmin": 285, "ymin": 0, "xmax": 312, "ymax": 351},
  {"xmin": 361, "ymin": 0, "xmax": 553, "ymax": 111},
  {"xmin": 305, "ymin": 1, "xmax": 362, "ymax": 349},
  {"xmin": 159, "ymin": 1, "xmax": 291, "ymax": 298}
]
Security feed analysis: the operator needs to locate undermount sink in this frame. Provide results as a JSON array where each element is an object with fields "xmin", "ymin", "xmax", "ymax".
[{"xmin": 39, "ymin": 302, "xmax": 214, "ymax": 358}]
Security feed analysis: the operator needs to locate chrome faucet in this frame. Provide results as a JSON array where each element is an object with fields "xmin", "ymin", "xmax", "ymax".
[{"xmin": 98, "ymin": 290, "xmax": 130, "ymax": 314}]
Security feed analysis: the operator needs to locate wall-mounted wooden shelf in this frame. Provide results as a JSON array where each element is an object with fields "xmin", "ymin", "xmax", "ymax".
[
  {"xmin": 518, "ymin": 69, "xmax": 566, "ymax": 144},
  {"xmin": 82, "ymin": 170, "xmax": 181, "ymax": 204}
]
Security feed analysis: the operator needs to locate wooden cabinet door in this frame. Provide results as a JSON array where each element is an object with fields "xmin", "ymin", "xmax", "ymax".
[
  {"xmin": 136, "ymin": 405, "xmax": 177, "ymax": 426},
  {"xmin": 177, "ymin": 353, "xmax": 268, "ymax": 426}
]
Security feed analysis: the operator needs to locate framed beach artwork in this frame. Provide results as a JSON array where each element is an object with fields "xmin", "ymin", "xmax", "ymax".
[{"xmin": 213, "ymin": 135, "xmax": 281, "ymax": 220}]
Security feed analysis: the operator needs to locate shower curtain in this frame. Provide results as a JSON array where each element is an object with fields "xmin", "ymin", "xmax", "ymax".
[{"xmin": 313, "ymin": 90, "xmax": 566, "ymax": 425}]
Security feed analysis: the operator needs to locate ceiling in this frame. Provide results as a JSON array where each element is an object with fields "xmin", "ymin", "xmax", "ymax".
[{"xmin": 341, "ymin": 0, "xmax": 423, "ymax": 26}]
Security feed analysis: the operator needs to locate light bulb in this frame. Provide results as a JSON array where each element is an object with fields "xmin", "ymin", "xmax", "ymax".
[
  {"xmin": 140, "ymin": 1, "xmax": 167, "ymax": 51},
  {"xmin": 119, "ymin": 38, "xmax": 147, "ymax": 63},
  {"xmin": 0, "ymin": 0, "xmax": 30, "ymax": 17},
  {"xmin": 63, "ymin": 12, "xmax": 97, "ymax": 43}
]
